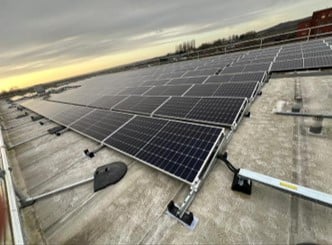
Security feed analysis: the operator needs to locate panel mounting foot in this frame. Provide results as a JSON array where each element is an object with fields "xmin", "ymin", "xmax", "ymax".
[
  {"xmin": 48, "ymin": 125, "xmax": 65, "ymax": 135},
  {"xmin": 231, "ymin": 172, "xmax": 252, "ymax": 195},
  {"xmin": 20, "ymin": 199, "xmax": 35, "ymax": 208},
  {"xmin": 166, "ymin": 201, "xmax": 198, "ymax": 229},
  {"xmin": 244, "ymin": 112, "xmax": 251, "ymax": 118},
  {"xmin": 84, "ymin": 145, "xmax": 104, "ymax": 158}
]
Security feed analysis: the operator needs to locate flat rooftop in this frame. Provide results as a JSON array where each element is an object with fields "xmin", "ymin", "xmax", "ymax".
[{"xmin": 1, "ymin": 74, "xmax": 331, "ymax": 244}]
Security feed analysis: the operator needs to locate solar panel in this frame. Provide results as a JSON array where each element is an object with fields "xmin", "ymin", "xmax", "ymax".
[
  {"xmin": 158, "ymin": 71, "xmax": 186, "ymax": 79},
  {"xmin": 231, "ymin": 72, "xmax": 265, "ymax": 83},
  {"xmin": 52, "ymin": 106, "xmax": 93, "ymax": 126},
  {"xmin": 167, "ymin": 76, "xmax": 208, "ymax": 85},
  {"xmin": 184, "ymin": 84, "xmax": 220, "ymax": 97},
  {"xmin": 205, "ymin": 74, "xmax": 234, "ymax": 84},
  {"xmin": 302, "ymin": 50, "xmax": 332, "ymax": 58},
  {"xmin": 183, "ymin": 68, "xmax": 219, "ymax": 77},
  {"xmin": 243, "ymin": 63, "xmax": 271, "ymax": 72},
  {"xmin": 88, "ymin": 96, "xmax": 127, "ymax": 109},
  {"xmin": 113, "ymin": 96, "xmax": 168, "ymax": 114},
  {"xmin": 135, "ymin": 121, "xmax": 224, "ymax": 183},
  {"xmin": 186, "ymin": 97, "xmax": 247, "ymax": 126},
  {"xmin": 104, "ymin": 116, "xmax": 224, "ymax": 183},
  {"xmin": 117, "ymin": 86, "xmax": 152, "ymax": 95},
  {"xmin": 221, "ymin": 66, "xmax": 245, "ymax": 74},
  {"xmin": 105, "ymin": 116, "xmax": 168, "ymax": 156},
  {"xmin": 277, "ymin": 54, "xmax": 303, "ymax": 61},
  {"xmin": 21, "ymin": 99, "xmax": 68, "ymax": 119},
  {"xmin": 304, "ymin": 56, "xmax": 332, "ymax": 69},
  {"xmin": 302, "ymin": 46, "xmax": 330, "ymax": 53},
  {"xmin": 144, "ymin": 85, "xmax": 191, "ymax": 96},
  {"xmin": 251, "ymin": 57, "xmax": 274, "ymax": 64},
  {"xmin": 70, "ymin": 110, "xmax": 133, "ymax": 142},
  {"xmin": 232, "ymin": 61, "xmax": 251, "ymax": 66},
  {"xmin": 155, "ymin": 97, "xmax": 247, "ymax": 126},
  {"xmin": 213, "ymin": 82, "xmax": 259, "ymax": 99},
  {"xmin": 141, "ymin": 79, "xmax": 170, "ymax": 86},
  {"xmin": 153, "ymin": 97, "xmax": 200, "ymax": 118},
  {"xmin": 271, "ymin": 59, "xmax": 304, "ymax": 72}
]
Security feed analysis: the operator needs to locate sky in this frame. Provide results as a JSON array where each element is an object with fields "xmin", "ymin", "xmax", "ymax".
[{"xmin": 0, "ymin": 0, "xmax": 331, "ymax": 92}]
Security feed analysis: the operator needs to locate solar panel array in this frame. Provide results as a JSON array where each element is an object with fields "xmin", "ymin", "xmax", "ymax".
[
  {"xmin": 21, "ymin": 99, "xmax": 224, "ymax": 184},
  {"xmin": 20, "ymin": 37, "xmax": 332, "ymax": 184},
  {"xmin": 271, "ymin": 39, "xmax": 332, "ymax": 71}
]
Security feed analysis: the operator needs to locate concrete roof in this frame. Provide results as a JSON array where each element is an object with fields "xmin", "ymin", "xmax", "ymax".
[{"xmin": 0, "ymin": 73, "xmax": 332, "ymax": 244}]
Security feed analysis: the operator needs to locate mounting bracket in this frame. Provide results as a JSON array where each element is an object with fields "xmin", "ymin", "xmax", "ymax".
[{"xmin": 83, "ymin": 145, "xmax": 104, "ymax": 158}]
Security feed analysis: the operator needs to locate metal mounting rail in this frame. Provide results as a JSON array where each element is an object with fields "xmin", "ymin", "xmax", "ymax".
[
  {"xmin": 238, "ymin": 169, "xmax": 332, "ymax": 207},
  {"xmin": 22, "ymin": 177, "xmax": 94, "ymax": 205},
  {"xmin": 275, "ymin": 111, "xmax": 332, "ymax": 119},
  {"xmin": 0, "ymin": 128, "xmax": 25, "ymax": 244}
]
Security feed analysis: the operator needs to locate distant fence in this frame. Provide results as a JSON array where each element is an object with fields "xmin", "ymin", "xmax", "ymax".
[{"xmin": 133, "ymin": 22, "xmax": 332, "ymax": 67}]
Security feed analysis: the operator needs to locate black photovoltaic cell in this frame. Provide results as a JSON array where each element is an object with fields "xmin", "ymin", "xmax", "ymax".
[
  {"xmin": 144, "ymin": 85, "xmax": 191, "ymax": 96},
  {"xmin": 159, "ymin": 71, "xmax": 186, "ymax": 79},
  {"xmin": 231, "ymin": 72, "xmax": 265, "ymax": 82},
  {"xmin": 105, "ymin": 116, "xmax": 168, "ymax": 156},
  {"xmin": 70, "ymin": 110, "xmax": 133, "ymax": 141},
  {"xmin": 154, "ymin": 97, "xmax": 200, "ymax": 118},
  {"xmin": 271, "ymin": 59, "xmax": 304, "ymax": 72},
  {"xmin": 184, "ymin": 84, "xmax": 220, "ymax": 97},
  {"xmin": 251, "ymin": 57, "xmax": 274, "ymax": 64},
  {"xmin": 205, "ymin": 74, "xmax": 234, "ymax": 83},
  {"xmin": 304, "ymin": 56, "xmax": 332, "ymax": 69},
  {"xmin": 88, "ymin": 96, "xmax": 127, "ymax": 109},
  {"xmin": 155, "ymin": 97, "xmax": 246, "ymax": 126},
  {"xmin": 277, "ymin": 54, "xmax": 303, "ymax": 61},
  {"xmin": 21, "ymin": 100, "xmax": 68, "ymax": 119},
  {"xmin": 302, "ymin": 46, "xmax": 330, "ymax": 53},
  {"xmin": 141, "ymin": 79, "xmax": 170, "ymax": 86},
  {"xmin": 168, "ymin": 76, "xmax": 208, "ymax": 85},
  {"xmin": 221, "ymin": 66, "xmax": 245, "ymax": 74},
  {"xmin": 232, "ymin": 61, "xmax": 250, "ymax": 66},
  {"xmin": 135, "ymin": 121, "xmax": 223, "ymax": 183},
  {"xmin": 302, "ymin": 50, "xmax": 332, "ymax": 58},
  {"xmin": 213, "ymin": 82, "xmax": 259, "ymax": 98},
  {"xmin": 52, "ymin": 106, "xmax": 93, "ymax": 126},
  {"xmin": 113, "ymin": 96, "xmax": 168, "ymax": 114},
  {"xmin": 183, "ymin": 68, "xmax": 219, "ymax": 77},
  {"xmin": 118, "ymin": 86, "xmax": 152, "ymax": 95},
  {"xmin": 186, "ymin": 97, "xmax": 246, "ymax": 126},
  {"xmin": 243, "ymin": 62, "xmax": 271, "ymax": 72}
]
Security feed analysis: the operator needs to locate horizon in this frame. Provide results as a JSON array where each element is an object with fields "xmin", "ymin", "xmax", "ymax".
[{"xmin": 0, "ymin": 1, "xmax": 331, "ymax": 92}]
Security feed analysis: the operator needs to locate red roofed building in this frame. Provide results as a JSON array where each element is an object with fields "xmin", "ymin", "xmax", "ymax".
[{"xmin": 297, "ymin": 7, "xmax": 332, "ymax": 37}]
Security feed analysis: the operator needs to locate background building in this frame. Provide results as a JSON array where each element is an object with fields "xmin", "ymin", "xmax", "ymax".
[{"xmin": 297, "ymin": 7, "xmax": 332, "ymax": 37}]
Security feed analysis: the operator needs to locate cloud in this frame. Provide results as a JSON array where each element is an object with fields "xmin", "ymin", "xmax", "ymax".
[{"xmin": 0, "ymin": 0, "xmax": 330, "ymax": 80}]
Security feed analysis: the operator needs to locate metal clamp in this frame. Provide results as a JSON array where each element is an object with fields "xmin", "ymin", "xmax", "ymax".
[{"xmin": 83, "ymin": 145, "xmax": 104, "ymax": 158}]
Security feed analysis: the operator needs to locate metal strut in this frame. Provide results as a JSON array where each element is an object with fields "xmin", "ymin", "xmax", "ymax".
[
  {"xmin": 167, "ymin": 130, "xmax": 227, "ymax": 229},
  {"xmin": 83, "ymin": 144, "xmax": 105, "ymax": 158},
  {"xmin": 219, "ymin": 153, "xmax": 332, "ymax": 208}
]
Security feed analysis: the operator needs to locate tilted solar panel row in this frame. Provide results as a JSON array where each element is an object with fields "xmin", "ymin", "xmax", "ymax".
[
  {"xmin": 104, "ymin": 116, "xmax": 224, "ymax": 183},
  {"xmin": 184, "ymin": 82, "xmax": 259, "ymax": 99},
  {"xmin": 154, "ymin": 97, "xmax": 248, "ymax": 127},
  {"xmin": 21, "ymin": 99, "xmax": 225, "ymax": 184},
  {"xmin": 205, "ymin": 71, "xmax": 266, "ymax": 84}
]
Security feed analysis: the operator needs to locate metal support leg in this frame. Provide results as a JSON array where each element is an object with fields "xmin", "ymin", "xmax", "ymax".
[
  {"xmin": 177, "ymin": 187, "xmax": 197, "ymax": 218},
  {"xmin": 39, "ymin": 119, "xmax": 50, "ymax": 126},
  {"xmin": 21, "ymin": 177, "xmax": 94, "ymax": 207},
  {"xmin": 55, "ymin": 128, "xmax": 68, "ymax": 136},
  {"xmin": 83, "ymin": 145, "xmax": 104, "ymax": 158}
]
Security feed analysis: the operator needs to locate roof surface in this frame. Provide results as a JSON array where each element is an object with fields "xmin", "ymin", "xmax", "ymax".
[{"xmin": 1, "ymin": 72, "xmax": 331, "ymax": 244}]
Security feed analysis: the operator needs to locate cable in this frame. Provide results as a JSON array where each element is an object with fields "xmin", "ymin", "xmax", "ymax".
[{"xmin": 219, "ymin": 155, "xmax": 239, "ymax": 174}]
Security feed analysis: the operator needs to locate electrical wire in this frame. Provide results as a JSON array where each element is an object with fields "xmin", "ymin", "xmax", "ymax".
[{"xmin": 220, "ymin": 156, "xmax": 239, "ymax": 174}]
